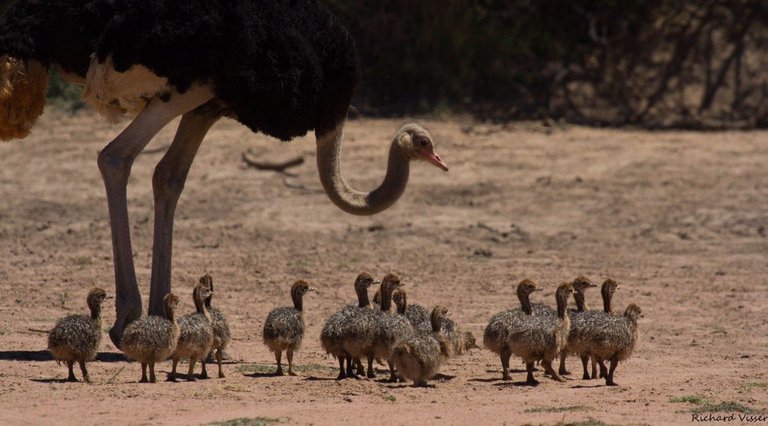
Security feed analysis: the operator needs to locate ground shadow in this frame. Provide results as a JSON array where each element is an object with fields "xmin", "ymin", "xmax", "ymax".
[
  {"xmin": 433, "ymin": 373, "xmax": 456, "ymax": 381},
  {"xmin": 468, "ymin": 377, "xmax": 503, "ymax": 383},
  {"xmin": 244, "ymin": 371, "xmax": 282, "ymax": 378},
  {"xmin": 304, "ymin": 375, "xmax": 338, "ymax": 381},
  {"xmin": 0, "ymin": 351, "xmax": 125, "ymax": 362},
  {"xmin": 571, "ymin": 383, "xmax": 607, "ymax": 389},
  {"xmin": 494, "ymin": 380, "xmax": 539, "ymax": 388},
  {"xmin": 30, "ymin": 378, "xmax": 76, "ymax": 384}
]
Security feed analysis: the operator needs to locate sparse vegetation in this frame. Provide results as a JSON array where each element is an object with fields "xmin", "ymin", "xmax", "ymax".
[
  {"xmin": 208, "ymin": 417, "xmax": 285, "ymax": 426},
  {"xmin": 384, "ymin": 395, "xmax": 397, "ymax": 402},
  {"xmin": 525, "ymin": 405, "xmax": 588, "ymax": 413},
  {"xmin": 236, "ymin": 363, "xmax": 336, "ymax": 375},
  {"xmin": 670, "ymin": 395, "xmax": 707, "ymax": 405},
  {"xmin": 691, "ymin": 402, "xmax": 762, "ymax": 415}
]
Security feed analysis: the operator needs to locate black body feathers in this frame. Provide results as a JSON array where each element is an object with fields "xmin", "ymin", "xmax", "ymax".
[{"xmin": 0, "ymin": 0, "xmax": 360, "ymax": 139}]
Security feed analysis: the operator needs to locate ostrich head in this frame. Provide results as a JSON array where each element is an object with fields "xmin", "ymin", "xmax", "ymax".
[
  {"xmin": 516, "ymin": 278, "xmax": 542, "ymax": 298},
  {"xmin": 572, "ymin": 276, "xmax": 596, "ymax": 293},
  {"xmin": 163, "ymin": 293, "xmax": 180, "ymax": 320},
  {"xmin": 291, "ymin": 279, "xmax": 315, "ymax": 310},
  {"xmin": 624, "ymin": 303, "xmax": 643, "ymax": 322},
  {"xmin": 395, "ymin": 123, "xmax": 448, "ymax": 171},
  {"xmin": 86, "ymin": 287, "xmax": 111, "ymax": 319}
]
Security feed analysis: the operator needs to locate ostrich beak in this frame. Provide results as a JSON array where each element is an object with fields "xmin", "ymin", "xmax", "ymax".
[{"xmin": 420, "ymin": 148, "xmax": 448, "ymax": 171}]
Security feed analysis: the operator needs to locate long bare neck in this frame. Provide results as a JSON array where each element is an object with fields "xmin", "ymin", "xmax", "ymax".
[
  {"xmin": 518, "ymin": 291, "xmax": 532, "ymax": 315},
  {"xmin": 316, "ymin": 124, "xmax": 410, "ymax": 216}
]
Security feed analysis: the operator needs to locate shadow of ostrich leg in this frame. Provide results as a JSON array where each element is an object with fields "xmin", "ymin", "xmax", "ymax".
[
  {"xmin": 147, "ymin": 102, "xmax": 221, "ymax": 316},
  {"xmin": 99, "ymin": 89, "xmax": 214, "ymax": 347}
]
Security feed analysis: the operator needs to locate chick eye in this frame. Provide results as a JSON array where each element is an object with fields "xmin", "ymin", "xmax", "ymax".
[{"xmin": 417, "ymin": 137, "xmax": 429, "ymax": 148}]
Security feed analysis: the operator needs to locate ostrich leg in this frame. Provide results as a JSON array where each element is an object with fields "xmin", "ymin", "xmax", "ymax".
[
  {"xmin": 148, "ymin": 103, "xmax": 220, "ymax": 315},
  {"xmin": 98, "ymin": 89, "xmax": 214, "ymax": 347}
]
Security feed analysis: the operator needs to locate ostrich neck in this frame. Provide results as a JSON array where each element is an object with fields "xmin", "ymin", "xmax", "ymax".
[
  {"xmin": 316, "ymin": 124, "xmax": 410, "ymax": 216},
  {"xmin": 557, "ymin": 295, "xmax": 568, "ymax": 319},
  {"xmin": 164, "ymin": 305, "xmax": 176, "ymax": 323},
  {"xmin": 381, "ymin": 286, "xmax": 394, "ymax": 312},
  {"xmin": 293, "ymin": 291, "xmax": 304, "ymax": 311},
  {"xmin": 603, "ymin": 291, "xmax": 613, "ymax": 313},
  {"xmin": 397, "ymin": 298, "xmax": 406, "ymax": 315},
  {"xmin": 89, "ymin": 303, "xmax": 101, "ymax": 322},
  {"xmin": 356, "ymin": 285, "xmax": 370, "ymax": 308},
  {"xmin": 431, "ymin": 314, "xmax": 443, "ymax": 333},
  {"xmin": 194, "ymin": 294, "xmax": 210, "ymax": 322},
  {"xmin": 574, "ymin": 292, "xmax": 587, "ymax": 312},
  {"xmin": 518, "ymin": 292, "xmax": 532, "ymax": 315}
]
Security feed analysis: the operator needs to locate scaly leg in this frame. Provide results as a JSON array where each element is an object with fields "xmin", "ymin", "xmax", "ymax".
[
  {"xmin": 544, "ymin": 360, "xmax": 565, "ymax": 382},
  {"xmin": 78, "ymin": 360, "xmax": 90, "ymax": 383},
  {"xmin": 559, "ymin": 349, "xmax": 570, "ymax": 375},
  {"xmin": 149, "ymin": 362, "xmax": 157, "ymax": 383},
  {"xmin": 500, "ymin": 349, "xmax": 512, "ymax": 381},
  {"xmin": 580, "ymin": 354, "xmax": 591, "ymax": 380},
  {"xmin": 287, "ymin": 349, "xmax": 296, "ymax": 376},
  {"xmin": 147, "ymin": 102, "xmax": 220, "ymax": 314},
  {"xmin": 169, "ymin": 358, "xmax": 179, "ymax": 382},
  {"xmin": 525, "ymin": 362, "xmax": 538, "ymax": 386},
  {"xmin": 216, "ymin": 349, "xmax": 225, "ymax": 378},
  {"xmin": 99, "ymin": 88, "xmax": 214, "ymax": 346},
  {"xmin": 200, "ymin": 359, "xmax": 208, "ymax": 379},
  {"xmin": 366, "ymin": 355, "xmax": 375, "ymax": 378},
  {"xmin": 66, "ymin": 360, "xmax": 76, "ymax": 382},
  {"xmin": 140, "ymin": 363, "xmax": 148, "ymax": 383},
  {"xmin": 187, "ymin": 357, "xmax": 197, "ymax": 381},
  {"xmin": 336, "ymin": 355, "xmax": 346, "ymax": 380},
  {"xmin": 606, "ymin": 355, "xmax": 619, "ymax": 386},
  {"xmin": 274, "ymin": 351, "xmax": 283, "ymax": 376}
]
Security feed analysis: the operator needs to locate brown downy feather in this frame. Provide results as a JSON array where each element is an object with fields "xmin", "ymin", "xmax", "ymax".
[{"xmin": 0, "ymin": 56, "xmax": 48, "ymax": 141}]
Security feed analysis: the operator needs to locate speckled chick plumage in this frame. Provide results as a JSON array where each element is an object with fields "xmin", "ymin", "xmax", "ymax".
[
  {"xmin": 563, "ymin": 276, "xmax": 599, "ymax": 357},
  {"xmin": 47, "ymin": 287, "xmax": 109, "ymax": 382},
  {"xmin": 120, "ymin": 293, "xmax": 180, "ymax": 383},
  {"xmin": 392, "ymin": 289, "xmax": 476, "ymax": 356},
  {"xmin": 392, "ymin": 306, "xmax": 452, "ymax": 387},
  {"xmin": 170, "ymin": 284, "xmax": 214, "ymax": 381},
  {"xmin": 370, "ymin": 274, "xmax": 415, "ymax": 380},
  {"xmin": 392, "ymin": 289, "xmax": 431, "ymax": 334},
  {"xmin": 263, "ymin": 280, "xmax": 313, "ymax": 353},
  {"xmin": 320, "ymin": 273, "xmax": 377, "ymax": 361},
  {"xmin": 200, "ymin": 275, "xmax": 230, "ymax": 356},
  {"xmin": 483, "ymin": 279, "xmax": 543, "ymax": 356},
  {"xmin": 588, "ymin": 304, "xmax": 642, "ymax": 363},
  {"xmin": 485, "ymin": 280, "xmax": 573, "ymax": 382}
]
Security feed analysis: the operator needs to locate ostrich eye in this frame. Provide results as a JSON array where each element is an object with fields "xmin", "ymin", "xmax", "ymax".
[{"xmin": 416, "ymin": 136, "xmax": 429, "ymax": 148}]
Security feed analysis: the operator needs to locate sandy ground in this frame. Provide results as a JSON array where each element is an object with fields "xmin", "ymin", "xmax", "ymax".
[{"xmin": 0, "ymin": 112, "xmax": 766, "ymax": 425}]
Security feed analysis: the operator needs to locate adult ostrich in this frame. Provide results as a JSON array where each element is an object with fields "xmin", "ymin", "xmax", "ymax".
[{"xmin": 0, "ymin": 0, "xmax": 448, "ymax": 347}]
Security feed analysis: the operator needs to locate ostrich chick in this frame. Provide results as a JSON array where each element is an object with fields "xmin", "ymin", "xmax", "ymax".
[
  {"xmin": 200, "ymin": 274, "xmax": 230, "ymax": 378},
  {"xmin": 263, "ymin": 280, "xmax": 315, "ymax": 376},
  {"xmin": 392, "ymin": 289, "xmax": 477, "ymax": 356},
  {"xmin": 589, "ymin": 304, "xmax": 642, "ymax": 386},
  {"xmin": 484, "ymin": 279, "xmax": 542, "ymax": 381},
  {"xmin": 48, "ymin": 288, "xmax": 110, "ymax": 382},
  {"xmin": 559, "ymin": 276, "xmax": 597, "ymax": 376},
  {"xmin": 320, "ymin": 272, "xmax": 378, "ymax": 379},
  {"xmin": 485, "ymin": 280, "xmax": 572, "ymax": 385},
  {"xmin": 392, "ymin": 306, "xmax": 452, "ymax": 387},
  {"xmin": 121, "ymin": 293, "xmax": 180, "ymax": 383},
  {"xmin": 170, "ymin": 283, "xmax": 214, "ymax": 381}
]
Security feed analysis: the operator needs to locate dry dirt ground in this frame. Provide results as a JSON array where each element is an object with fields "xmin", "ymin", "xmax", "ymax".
[{"xmin": 0, "ymin": 112, "xmax": 766, "ymax": 425}]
